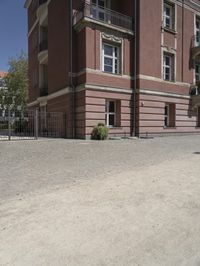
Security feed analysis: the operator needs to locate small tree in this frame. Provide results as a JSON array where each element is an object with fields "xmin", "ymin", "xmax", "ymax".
[{"xmin": 0, "ymin": 52, "xmax": 28, "ymax": 111}]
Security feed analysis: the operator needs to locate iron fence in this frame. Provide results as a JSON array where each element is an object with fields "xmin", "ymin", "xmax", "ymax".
[{"xmin": 0, "ymin": 108, "xmax": 66, "ymax": 141}]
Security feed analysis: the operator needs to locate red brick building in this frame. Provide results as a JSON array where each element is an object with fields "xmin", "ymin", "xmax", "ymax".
[{"xmin": 25, "ymin": 0, "xmax": 200, "ymax": 138}]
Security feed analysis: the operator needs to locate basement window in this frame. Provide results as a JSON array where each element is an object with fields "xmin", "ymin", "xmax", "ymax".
[
  {"xmin": 164, "ymin": 103, "xmax": 176, "ymax": 128},
  {"xmin": 105, "ymin": 100, "xmax": 121, "ymax": 127}
]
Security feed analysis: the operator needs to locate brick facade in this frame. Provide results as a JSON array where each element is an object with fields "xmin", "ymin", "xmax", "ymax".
[{"xmin": 25, "ymin": 0, "xmax": 200, "ymax": 138}]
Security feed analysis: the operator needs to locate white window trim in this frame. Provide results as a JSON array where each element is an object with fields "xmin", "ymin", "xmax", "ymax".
[
  {"xmin": 102, "ymin": 43, "xmax": 120, "ymax": 74},
  {"xmin": 195, "ymin": 16, "xmax": 200, "ymax": 46},
  {"xmin": 164, "ymin": 2, "xmax": 173, "ymax": 29},
  {"xmin": 162, "ymin": 50, "xmax": 176, "ymax": 82},
  {"xmin": 163, "ymin": 54, "xmax": 172, "ymax": 81},
  {"xmin": 195, "ymin": 63, "xmax": 200, "ymax": 83},
  {"xmin": 163, "ymin": 1, "xmax": 176, "ymax": 31},
  {"xmin": 105, "ymin": 100, "xmax": 116, "ymax": 127}
]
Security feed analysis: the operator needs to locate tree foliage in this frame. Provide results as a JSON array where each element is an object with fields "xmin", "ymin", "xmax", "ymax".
[{"xmin": 0, "ymin": 52, "xmax": 28, "ymax": 110}]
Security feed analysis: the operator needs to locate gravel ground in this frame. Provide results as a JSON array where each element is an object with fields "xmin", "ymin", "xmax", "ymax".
[{"xmin": 0, "ymin": 136, "xmax": 200, "ymax": 265}]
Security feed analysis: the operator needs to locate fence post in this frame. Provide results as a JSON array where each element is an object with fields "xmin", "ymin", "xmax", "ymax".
[
  {"xmin": 8, "ymin": 107, "xmax": 11, "ymax": 141},
  {"xmin": 35, "ymin": 108, "xmax": 39, "ymax": 140},
  {"xmin": 64, "ymin": 113, "xmax": 67, "ymax": 138}
]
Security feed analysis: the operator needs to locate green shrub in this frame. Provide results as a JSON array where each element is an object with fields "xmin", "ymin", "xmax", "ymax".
[{"xmin": 91, "ymin": 123, "xmax": 108, "ymax": 140}]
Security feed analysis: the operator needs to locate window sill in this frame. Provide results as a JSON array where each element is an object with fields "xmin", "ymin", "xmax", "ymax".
[
  {"xmin": 162, "ymin": 26, "xmax": 177, "ymax": 35},
  {"xmin": 102, "ymin": 71, "xmax": 121, "ymax": 76},
  {"xmin": 107, "ymin": 126, "xmax": 123, "ymax": 129},
  {"xmin": 163, "ymin": 126, "xmax": 176, "ymax": 129},
  {"xmin": 163, "ymin": 79, "xmax": 175, "ymax": 83}
]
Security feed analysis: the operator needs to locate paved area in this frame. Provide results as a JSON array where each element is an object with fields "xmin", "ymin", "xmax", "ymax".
[{"xmin": 0, "ymin": 136, "xmax": 200, "ymax": 265}]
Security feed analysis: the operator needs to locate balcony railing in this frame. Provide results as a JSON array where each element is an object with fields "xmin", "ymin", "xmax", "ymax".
[
  {"xmin": 73, "ymin": 3, "xmax": 133, "ymax": 32},
  {"xmin": 190, "ymin": 84, "xmax": 200, "ymax": 96},
  {"xmin": 39, "ymin": 40, "xmax": 48, "ymax": 52},
  {"xmin": 39, "ymin": 0, "xmax": 47, "ymax": 6},
  {"xmin": 192, "ymin": 35, "xmax": 200, "ymax": 48},
  {"xmin": 191, "ymin": 35, "xmax": 200, "ymax": 58},
  {"xmin": 190, "ymin": 83, "xmax": 200, "ymax": 107}
]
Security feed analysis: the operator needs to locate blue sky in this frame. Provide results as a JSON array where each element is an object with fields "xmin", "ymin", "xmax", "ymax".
[{"xmin": 0, "ymin": 0, "xmax": 27, "ymax": 71}]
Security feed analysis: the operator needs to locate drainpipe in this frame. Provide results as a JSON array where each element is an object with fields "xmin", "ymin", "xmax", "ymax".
[
  {"xmin": 132, "ymin": 0, "xmax": 137, "ymax": 137},
  {"xmin": 69, "ymin": 0, "xmax": 75, "ymax": 139},
  {"xmin": 182, "ymin": 0, "xmax": 184, "ymax": 82}
]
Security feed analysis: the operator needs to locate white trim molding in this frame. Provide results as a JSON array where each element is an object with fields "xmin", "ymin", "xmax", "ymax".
[
  {"xmin": 139, "ymin": 88, "xmax": 190, "ymax": 99},
  {"xmin": 28, "ymin": 87, "xmax": 71, "ymax": 107},
  {"xmin": 76, "ymin": 68, "xmax": 133, "ymax": 80},
  {"xmin": 138, "ymin": 74, "xmax": 190, "ymax": 87}
]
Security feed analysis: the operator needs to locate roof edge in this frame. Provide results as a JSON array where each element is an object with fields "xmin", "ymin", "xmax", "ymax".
[{"xmin": 24, "ymin": 0, "xmax": 32, "ymax": 9}]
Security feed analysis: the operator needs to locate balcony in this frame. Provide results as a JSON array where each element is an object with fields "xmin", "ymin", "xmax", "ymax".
[
  {"xmin": 39, "ymin": 0, "xmax": 47, "ymax": 5},
  {"xmin": 190, "ymin": 84, "xmax": 200, "ymax": 107},
  {"xmin": 38, "ymin": 40, "xmax": 48, "ymax": 64},
  {"xmin": 40, "ymin": 87, "xmax": 48, "ymax": 97},
  {"xmin": 39, "ymin": 39, "xmax": 48, "ymax": 52},
  {"xmin": 73, "ymin": 3, "xmax": 133, "ymax": 34},
  {"xmin": 191, "ymin": 35, "xmax": 200, "ymax": 59},
  {"xmin": 37, "ymin": 0, "xmax": 48, "ymax": 25}
]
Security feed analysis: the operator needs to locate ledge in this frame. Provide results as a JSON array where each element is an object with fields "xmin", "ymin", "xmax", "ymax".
[
  {"xmin": 163, "ymin": 126, "xmax": 176, "ymax": 129},
  {"xmin": 162, "ymin": 26, "xmax": 177, "ymax": 35},
  {"xmin": 74, "ymin": 17, "xmax": 134, "ymax": 36},
  {"xmin": 108, "ymin": 127, "xmax": 123, "ymax": 129}
]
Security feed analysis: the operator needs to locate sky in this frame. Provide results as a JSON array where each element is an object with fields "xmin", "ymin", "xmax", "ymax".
[{"xmin": 0, "ymin": 0, "xmax": 27, "ymax": 71}]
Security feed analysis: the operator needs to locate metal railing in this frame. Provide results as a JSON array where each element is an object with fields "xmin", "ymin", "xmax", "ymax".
[
  {"xmin": 192, "ymin": 34, "xmax": 200, "ymax": 48},
  {"xmin": 190, "ymin": 84, "xmax": 200, "ymax": 96},
  {"xmin": 39, "ymin": 0, "xmax": 47, "ymax": 6},
  {"xmin": 0, "ymin": 108, "xmax": 66, "ymax": 141},
  {"xmin": 73, "ymin": 3, "xmax": 133, "ymax": 32},
  {"xmin": 39, "ymin": 40, "xmax": 48, "ymax": 52}
]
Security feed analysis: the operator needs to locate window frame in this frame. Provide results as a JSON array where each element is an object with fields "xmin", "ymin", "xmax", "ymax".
[
  {"xmin": 163, "ymin": 1, "xmax": 175, "ymax": 31},
  {"xmin": 102, "ymin": 42, "xmax": 120, "ymax": 75},
  {"xmin": 196, "ymin": 16, "xmax": 200, "ymax": 46},
  {"xmin": 195, "ymin": 63, "xmax": 200, "ymax": 83},
  {"xmin": 163, "ymin": 52, "xmax": 174, "ymax": 82},
  {"xmin": 164, "ymin": 103, "xmax": 176, "ymax": 128},
  {"xmin": 91, "ymin": 0, "xmax": 106, "ymax": 21},
  {"xmin": 105, "ymin": 100, "xmax": 116, "ymax": 127}
]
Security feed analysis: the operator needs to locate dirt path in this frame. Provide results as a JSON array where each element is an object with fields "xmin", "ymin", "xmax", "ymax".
[{"xmin": 1, "ymin": 142, "xmax": 200, "ymax": 265}]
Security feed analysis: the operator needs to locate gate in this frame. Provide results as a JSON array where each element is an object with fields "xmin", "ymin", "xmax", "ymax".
[{"xmin": 0, "ymin": 108, "xmax": 66, "ymax": 141}]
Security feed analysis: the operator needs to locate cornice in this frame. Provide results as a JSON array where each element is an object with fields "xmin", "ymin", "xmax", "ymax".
[{"xmin": 24, "ymin": 0, "xmax": 32, "ymax": 9}]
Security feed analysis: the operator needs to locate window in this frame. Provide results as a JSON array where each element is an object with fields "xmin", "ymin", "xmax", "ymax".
[
  {"xmin": 163, "ymin": 2, "xmax": 175, "ymax": 30},
  {"xmin": 102, "ymin": 43, "xmax": 120, "ymax": 74},
  {"xmin": 105, "ymin": 100, "xmax": 116, "ymax": 127},
  {"xmin": 92, "ymin": 0, "xmax": 106, "ymax": 21},
  {"xmin": 196, "ymin": 17, "xmax": 200, "ymax": 45},
  {"xmin": 164, "ymin": 103, "xmax": 175, "ymax": 127},
  {"xmin": 195, "ymin": 63, "xmax": 200, "ymax": 83},
  {"xmin": 163, "ymin": 52, "xmax": 174, "ymax": 81}
]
